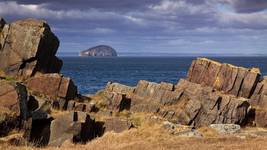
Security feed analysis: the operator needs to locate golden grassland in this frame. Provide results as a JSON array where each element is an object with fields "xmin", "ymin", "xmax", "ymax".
[{"xmin": 1, "ymin": 118, "xmax": 267, "ymax": 150}]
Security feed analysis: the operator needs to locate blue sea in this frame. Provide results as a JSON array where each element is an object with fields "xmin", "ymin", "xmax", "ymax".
[{"xmin": 60, "ymin": 57, "xmax": 267, "ymax": 94}]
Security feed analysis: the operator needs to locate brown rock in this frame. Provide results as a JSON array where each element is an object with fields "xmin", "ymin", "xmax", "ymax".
[
  {"xmin": 134, "ymin": 80, "xmax": 180, "ymax": 105},
  {"xmin": 238, "ymin": 69, "xmax": 261, "ymax": 98},
  {"xmin": 104, "ymin": 82, "xmax": 135, "ymax": 95},
  {"xmin": 0, "ymin": 18, "xmax": 62, "ymax": 80},
  {"xmin": 0, "ymin": 80, "xmax": 29, "ymax": 135},
  {"xmin": 48, "ymin": 112, "xmax": 95, "ymax": 146},
  {"xmin": 187, "ymin": 58, "xmax": 220, "ymax": 86},
  {"xmin": 251, "ymin": 76, "xmax": 267, "ymax": 107},
  {"xmin": 25, "ymin": 74, "xmax": 77, "ymax": 100},
  {"xmin": 255, "ymin": 109, "xmax": 267, "ymax": 128},
  {"xmin": 187, "ymin": 58, "xmax": 261, "ymax": 98},
  {"xmin": 0, "ymin": 80, "xmax": 28, "ymax": 119},
  {"xmin": 103, "ymin": 117, "xmax": 132, "ymax": 133},
  {"xmin": 104, "ymin": 92, "xmax": 131, "ymax": 111},
  {"xmin": 172, "ymin": 79, "xmax": 250, "ymax": 127}
]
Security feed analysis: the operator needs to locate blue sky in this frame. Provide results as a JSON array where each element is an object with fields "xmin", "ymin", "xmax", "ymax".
[{"xmin": 0, "ymin": 0, "xmax": 266, "ymax": 55}]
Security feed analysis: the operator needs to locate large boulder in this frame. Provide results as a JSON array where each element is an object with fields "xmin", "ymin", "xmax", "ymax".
[
  {"xmin": 209, "ymin": 124, "xmax": 241, "ymax": 134},
  {"xmin": 104, "ymin": 82, "xmax": 135, "ymax": 95},
  {"xmin": 255, "ymin": 109, "xmax": 267, "ymax": 128},
  {"xmin": 103, "ymin": 117, "xmax": 132, "ymax": 133},
  {"xmin": 0, "ymin": 18, "xmax": 62, "ymax": 80},
  {"xmin": 251, "ymin": 76, "xmax": 267, "ymax": 107},
  {"xmin": 171, "ymin": 79, "xmax": 250, "ymax": 127},
  {"xmin": 0, "ymin": 80, "xmax": 28, "ymax": 135},
  {"xmin": 29, "ymin": 111, "xmax": 96, "ymax": 147},
  {"xmin": 48, "ymin": 112, "xmax": 95, "ymax": 146},
  {"xmin": 25, "ymin": 73, "xmax": 77, "ymax": 100},
  {"xmin": 187, "ymin": 58, "xmax": 261, "ymax": 98},
  {"xmin": 134, "ymin": 80, "xmax": 180, "ymax": 105}
]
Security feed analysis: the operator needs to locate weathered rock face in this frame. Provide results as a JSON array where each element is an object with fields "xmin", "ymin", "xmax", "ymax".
[
  {"xmin": 67, "ymin": 100, "xmax": 97, "ymax": 113},
  {"xmin": 255, "ymin": 109, "xmax": 267, "ymax": 128},
  {"xmin": 102, "ymin": 79, "xmax": 251, "ymax": 128},
  {"xmin": 0, "ymin": 18, "xmax": 62, "ymax": 80},
  {"xmin": 80, "ymin": 45, "xmax": 118, "ymax": 57},
  {"xmin": 29, "ymin": 111, "xmax": 96, "ymax": 147},
  {"xmin": 170, "ymin": 79, "xmax": 250, "ymax": 127},
  {"xmin": 0, "ymin": 80, "xmax": 28, "ymax": 120},
  {"xmin": 104, "ymin": 82, "xmax": 135, "ymax": 95},
  {"xmin": 0, "ymin": 80, "xmax": 28, "ymax": 135},
  {"xmin": 103, "ymin": 117, "xmax": 132, "ymax": 133},
  {"xmin": 25, "ymin": 74, "xmax": 77, "ymax": 100},
  {"xmin": 134, "ymin": 80, "xmax": 180, "ymax": 105},
  {"xmin": 251, "ymin": 76, "xmax": 267, "ymax": 107},
  {"xmin": 48, "ymin": 112, "xmax": 95, "ymax": 146},
  {"xmin": 187, "ymin": 58, "xmax": 261, "ymax": 98}
]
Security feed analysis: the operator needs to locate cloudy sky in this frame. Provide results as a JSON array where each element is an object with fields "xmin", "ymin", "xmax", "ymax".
[{"xmin": 0, "ymin": 0, "xmax": 267, "ymax": 55}]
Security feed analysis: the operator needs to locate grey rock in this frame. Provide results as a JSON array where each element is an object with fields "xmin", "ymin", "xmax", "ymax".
[
  {"xmin": 209, "ymin": 124, "xmax": 241, "ymax": 134},
  {"xmin": 103, "ymin": 117, "xmax": 132, "ymax": 133}
]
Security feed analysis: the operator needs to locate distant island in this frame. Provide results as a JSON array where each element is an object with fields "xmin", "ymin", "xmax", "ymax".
[{"xmin": 79, "ymin": 45, "xmax": 118, "ymax": 57}]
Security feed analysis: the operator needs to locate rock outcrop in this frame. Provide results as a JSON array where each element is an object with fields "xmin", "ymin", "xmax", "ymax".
[
  {"xmin": 103, "ymin": 117, "xmax": 132, "ymax": 133},
  {"xmin": 80, "ymin": 45, "xmax": 118, "ymax": 57},
  {"xmin": 0, "ymin": 80, "xmax": 29, "ymax": 136},
  {"xmin": 187, "ymin": 58, "xmax": 261, "ymax": 98},
  {"xmin": 25, "ymin": 74, "xmax": 77, "ymax": 101},
  {"xmin": 102, "ymin": 79, "xmax": 250, "ymax": 127},
  {"xmin": 0, "ymin": 18, "xmax": 62, "ymax": 80},
  {"xmin": 0, "ymin": 18, "xmax": 80, "ymax": 147}
]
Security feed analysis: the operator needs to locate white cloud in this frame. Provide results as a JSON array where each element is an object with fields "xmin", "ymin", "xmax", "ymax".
[
  {"xmin": 217, "ymin": 11, "xmax": 267, "ymax": 28},
  {"xmin": 53, "ymin": 27, "xmax": 115, "ymax": 34},
  {"xmin": 124, "ymin": 15, "xmax": 145, "ymax": 25},
  {"xmin": 148, "ymin": 0, "xmax": 212, "ymax": 15},
  {"xmin": 0, "ymin": 1, "xmax": 140, "ymax": 24}
]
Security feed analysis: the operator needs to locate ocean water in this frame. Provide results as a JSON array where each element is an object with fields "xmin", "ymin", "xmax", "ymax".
[{"xmin": 60, "ymin": 57, "xmax": 267, "ymax": 94}]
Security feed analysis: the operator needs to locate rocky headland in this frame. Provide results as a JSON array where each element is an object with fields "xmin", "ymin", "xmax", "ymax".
[
  {"xmin": 79, "ymin": 45, "xmax": 118, "ymax": 57},
  {"xmin": 1, "ymin": 17, "xmax": 267, "ymax": 149}
]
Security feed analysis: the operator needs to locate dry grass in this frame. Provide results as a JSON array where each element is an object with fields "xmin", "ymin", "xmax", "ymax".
[{"xmin": 1, "ymin": 117, "xmax": 267, "ymax": 150}]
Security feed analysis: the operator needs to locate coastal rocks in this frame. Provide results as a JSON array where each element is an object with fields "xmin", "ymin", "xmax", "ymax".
[
  {"xmin": 251, "ymin": 76, "xmax": 267, "ymax": 107},
  {"xmin": 104, "ymin": 82, "xmax": 135, "ymax": 95},
  {"xmin": 67, "ymin": 100, "xmax": 97, "ymax": 113},
  {"xmin": 48, "ymin": 112, "xmax": 95, "ymax": 146},
  {"xmin": 103, "ymin": 117, "xmax": 132, "ymax": 133},
  {"xmin": 209, "ymin": 124, "xmax": 241, "ymax": 134},
  {"xmin": 25, "ymin": 74, "xmax": 77, "ymax": 100},
  {"xmin": 133, "ymin": 80, "xmax": 180, "ymax": 105},
  {"xmin": 29, "ymin": 111, "xmax": 96, "ymax": 147},
  {"xmin": 80, "ymin": 45, "xmax": 118, "ymax": 57},
  {"xmin": 102, "ymin": 79, "xmax": 251, "ymax": 128},
  {"xmin": 0, "ymin": 80, "xmax": 28, "ymax": 135},
  {"xmin": 103, "ymin": 92, "xmax": 131, "ymax": 112},
  {"xmin": 187, "ymin": 58, "xmax": 261, "ymax": 98},
  {"xmin": 0, "ymin": 18, "xmax": 62, "ymax": 80},
  {"xmin": 255, "ymin": 110, "xmax": 267, "ymax": 127},
  {"xmin": 172, "ymin": 79, "xmax": 250, "ymax": 127}
]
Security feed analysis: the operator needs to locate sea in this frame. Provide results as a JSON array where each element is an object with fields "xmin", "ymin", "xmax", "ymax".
[{"xmin": 60, "ymin": 57, "xmax": 267, "ymax": 95}]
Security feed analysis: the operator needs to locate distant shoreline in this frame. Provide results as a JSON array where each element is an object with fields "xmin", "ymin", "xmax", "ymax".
[{"xmin": 58, "ymin": 52, "xmax": 267, "ymax": 57}]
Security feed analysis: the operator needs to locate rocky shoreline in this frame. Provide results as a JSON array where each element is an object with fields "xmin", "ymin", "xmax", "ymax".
[{"xmin": 1, "ymin": 17, "xmax": 267, "ymax": 148}]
